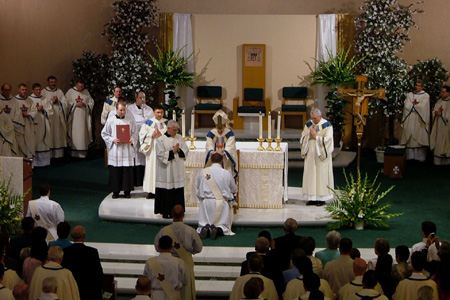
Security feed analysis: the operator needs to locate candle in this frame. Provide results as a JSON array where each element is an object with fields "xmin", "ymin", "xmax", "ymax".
[
  {"xmin": 277, "ymin": 111, "xmax": 281, "ymax": 139},
  {"xmin": 172, "ymin": 111, "xmax": 176, "ymax": 121},
  {"xmin": 268, "ymin": 111, "xmax": 271, "ymax": 139},
  {"xmin": 182, "ymin": 110, "xmax": 186, "ymax": 138},
  {"xmin": 259, "ymin": 112, "xmax": 263, "ymax": 139},
  {"xmin": 191, "ymin": 110, "xmax": 195, "ymax": 138}
]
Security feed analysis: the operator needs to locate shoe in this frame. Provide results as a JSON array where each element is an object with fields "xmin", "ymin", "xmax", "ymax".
[
  {"xmin": 316, "ymin": 201, "xmax": 325, "ymax": 206},
  {"xmin": 112, "ymin": 193, "xmax": 119, "ymax": 199},
  {"xmin": 124, "ymin": 192, "xmax": 131, "ymax": 199},
  {"xmin": 146, "ymin": 193, "xmax": 155, "ymax": 199},
  {"xmin": 210, "ymin": 225, "xmax": 219, "ymax": 240},
  {"xmin": 306, "ymin": 201, "xmax": 316, "ymax": 206},
  {"xmin": 199, "ymin": 226, "xmax": 209, "ymax": 239}
]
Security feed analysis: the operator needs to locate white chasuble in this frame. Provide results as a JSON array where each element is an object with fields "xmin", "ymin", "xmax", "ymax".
[
  {"xmin": 430, "ymin": 98, "xmax": 450, "ymax": 163},
  {"xmin": 15, "ymin": 95, "xmax": 37, "ymax": 158}
]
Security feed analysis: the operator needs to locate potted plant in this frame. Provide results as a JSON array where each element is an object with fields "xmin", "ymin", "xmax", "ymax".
[
  {"xmin": 307, "ymin": 46, "xmax": 364, "ymax": 147},
  {"xmin": 0, "ymin": 171, "xmax": 26, "ymax": 235},
  {"xmin": 325, "ymin": 169, "xmax": 402, "ymax": 230},
  {"xmin": 148, "ymin": 44, "xmax": 196, "ymax": 120}
]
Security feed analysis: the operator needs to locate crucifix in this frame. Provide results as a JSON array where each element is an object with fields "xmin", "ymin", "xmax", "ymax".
[{"xmin": 337, "ymin": 75, "xmax": 385, "ymax": 167}]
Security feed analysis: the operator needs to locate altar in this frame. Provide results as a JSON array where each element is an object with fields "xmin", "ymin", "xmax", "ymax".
[{"xmin": 184, "ymin": 141, "xmax": 288, "ymax": 209}]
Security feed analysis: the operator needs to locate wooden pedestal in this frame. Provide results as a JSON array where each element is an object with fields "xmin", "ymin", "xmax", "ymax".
[{"xmin": 383, "ymin": 147, "xmax": 405, "ymax": 179}]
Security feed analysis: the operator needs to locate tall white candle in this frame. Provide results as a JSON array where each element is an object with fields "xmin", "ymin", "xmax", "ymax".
[
  {"xmin": 191, "ymin": 110, "xmax": 195, "ymax": 138},
  {"xmin": 182, "ymin": 110, "xmax": 186, "ymax": 138},
  {"xmin": 277, "ymin": 111, "xmax": 281, "ymax": 139},
  {"xmin": 259, "ymin": 112, "xmax": 263, "ymax": 139},
  {"xmin": 268, "ymin": 111, "xmax": 271, "ymax": 139},
  {"xmin": 172, "ymin": 111, "xmax": 176, "ymax": 121}
]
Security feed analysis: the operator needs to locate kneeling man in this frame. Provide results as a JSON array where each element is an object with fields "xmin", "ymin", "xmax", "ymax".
[{"xmin": 197, "ymin": 152, "xmax": 237, "ymax": 240}]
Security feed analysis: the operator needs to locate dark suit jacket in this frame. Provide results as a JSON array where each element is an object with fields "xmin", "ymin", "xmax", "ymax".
[
  {"xmin": 273, "ymin": 233, "xmax": 303, "ymax": 271},
  {"xmin": 62, "ymin": 243, "xmax": 103, "ymax": 300}
]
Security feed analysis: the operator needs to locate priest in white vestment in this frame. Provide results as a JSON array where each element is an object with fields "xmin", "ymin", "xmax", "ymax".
[
  {"xmin": 300, "ymin": 108, "xmax": 334, "ymax": 206},
  {"xmin": 128, "ymin": 91, "xmax": 154, "ymax": 187},
  {"xmin": 139, "ymin": 106, "xmax": 167, "ymax": 199},
  {"xmin": 101, "ymin": 86, "xmax": 122, "ymax": 125},
  {"xmin": 154, "ymin": 120, "xmax": 189, "ymax": 219},
  {"xmin": 65, "ymin": 80, "xmax": 94, "ymax": 158},
  {"xmin": 15, "ymin": 84, "xmax": 37, "ymax": 158},
  {"xmin": 0, "ymin": 84, "xmax": 20, "ymax": 156},
  {"xmin": 400, "ymin": 80, "xmax": 430, "ymax": 162},
  {"xmin": 197, "ymin": 152, "xmax": 237, "ymax": 239},
  {"xmin": 430, "ymin": 86, "xmax": 450, "ymax": 165},
  {"xmin": 41, "ymin": 76, "xmax": 68, "ymax": 158},
  {"xmin": 30, "ymin": 83, "xmax": 53, "ymax": 167},
  {"xmin": 205, "ymin": 110, "xmax": 238, "ymax": 179},
  {"xmin": 101, "ymin": 99, "xmax": 138, "ymax": 198}
]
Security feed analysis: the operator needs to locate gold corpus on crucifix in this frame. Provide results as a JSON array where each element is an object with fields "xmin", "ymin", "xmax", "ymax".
[{"xmin": 337, "ymin": 75, "xmax": 385, "ymax": 168}]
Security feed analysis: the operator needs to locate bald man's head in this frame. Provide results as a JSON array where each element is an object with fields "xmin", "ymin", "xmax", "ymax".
[
  {"xmin": 71, "ymin": 225, "xmax": 86, "ymax": 242},
  {"xmin": 172, "ymin": 205, "xmax": 185, "ymax": 221},
  {"xmin": 353, "ymin": 258, "xmax": 367, "ymax": 276}
]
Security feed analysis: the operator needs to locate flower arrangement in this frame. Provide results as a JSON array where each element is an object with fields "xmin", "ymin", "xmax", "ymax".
[
  {"xmin": 326, "ymin": 169, "xmax": 402, "ymax": 229},
  {"xmin": 148, "ymin": 44, "xmax": 196, "ymax": 119},
  {"xmin": 0, "ymin": 171, "xmax": 25, "ymax": 234}
]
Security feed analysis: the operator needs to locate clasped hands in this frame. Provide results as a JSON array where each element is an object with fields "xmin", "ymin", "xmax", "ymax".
[
  {"xmin": 113, "ymin": 138, "xmax": 132, "ymax": 145},
  {"xmin": 172, "ymin": 143, "xmax": 180, "ymax": 153},
  {"xmin": 309, "ymin": 127, "xmax": 317, "ymax": 139},
  {"xmin": 152, "ymin": 127, "xmax": 162, "ymax": 138}
]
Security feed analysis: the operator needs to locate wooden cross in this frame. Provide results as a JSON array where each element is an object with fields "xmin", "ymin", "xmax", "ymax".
[{"xmin": 337, "ymin": 75, "xmax": 385, "ymax": 167}]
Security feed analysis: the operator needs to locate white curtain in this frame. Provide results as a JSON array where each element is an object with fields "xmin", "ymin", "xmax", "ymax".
[
  {"xmin": 316, "ymin": 14, "xmax": 336, "ymax": 114},
  {"xmin": 173, "ymin": 13, "xmax": 195, "ymax": 129}
]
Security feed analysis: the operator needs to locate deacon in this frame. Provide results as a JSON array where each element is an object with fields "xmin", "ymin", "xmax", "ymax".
[
  {"xmin": 139, "ymin": 105, "xmax": 168, "ymax": 199},
  {"xmin": 300, "ymin": 108, "xmax": 334, "ymax": 206},
  {"xmin": 41, "ymin": 76, "xmax": 68, "ymax": 158},
  {"xmin": 65, "ymin": 80, "xmax": 94, "ymax": 158},
  {"xmin": 101, "ymin": 98, "xmax": 138, "ymax": 199},
  {"xmin": 15, "ymin": 83, "xmax": 37, "ymax": 158},
  {"xmin": 430, "ymin": 86, "xmax": 450, "ymax": 165},
  {"xmin": 101, "ymin": 86, "xmax": 122, "ymax": 125},
  {"xmin": 205, "ymin": 110, "xmax": 238, "ymax": 179},
  {"xmin": 197, "ymin": 152, "xmax": 237, "ymax": 240},
  {"xmin": 0, "ymin": 83, "xmax": 20, "ymax": 156},
  {"xmin": 154, "ymin": 120, "xmax": 189, "ymax": 219},
  {"xmin": 400, "ymin": 79, "xmax": 430, "ymax": 162},
  {"xmin": 30, "ymin": 83, "xmax": 53, "ymax": 167},
  {"xmin": 128, "ymin": 91, "xmax": 154, "ymax": 186}
]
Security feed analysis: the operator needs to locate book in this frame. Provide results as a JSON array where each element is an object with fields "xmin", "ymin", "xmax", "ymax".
[{"xmin": 116, "ymin": 124, "xmax": 130, "ymax": 142}]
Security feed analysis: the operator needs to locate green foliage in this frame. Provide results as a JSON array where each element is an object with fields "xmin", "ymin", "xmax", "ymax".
[
  {"xmin": 0, "ymin": 170, "xmax": 25, "ymax": 235},
  {"xmin": 326, "ymin": 169, "xmax": 402, "ymax": 229},
  {"xmin": 307, "ymin": 47, "xmax": 363, "ymax": 133},
  {"xmin": 71, "ymin": 51, "xmax": 111, "ymax": 103},
  {"xmin": 408, "ymin": 58, "xmax": 450, "ymax": 107}
]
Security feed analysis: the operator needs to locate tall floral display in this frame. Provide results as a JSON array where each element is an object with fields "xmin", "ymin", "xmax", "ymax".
[
  {"xmin": 102, "ymin": 0, "xmax": 159, "ymax": 100},
  {"xmin": 354, "ymin": 0, "xmax": 423, "ymax": 143}
]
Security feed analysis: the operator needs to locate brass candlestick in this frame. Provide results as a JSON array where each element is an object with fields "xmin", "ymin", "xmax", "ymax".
[
  {"xmin": 257, "ymin": 138, "xmax": 265, "ymax": 151},
  {"xmin": 266, "ymin": 138, "xmax": 274, "ymax": 151},
  {"xmin": 183, "ymin": 137, "xmax": 188, "ymax": 142},
  {"xmin": 275, "ymin": 138, "xmax": 282, "ymax": 151},
  {"xmin": 189, "ymin": 137, "xmax": 196, "ymax": 150}
]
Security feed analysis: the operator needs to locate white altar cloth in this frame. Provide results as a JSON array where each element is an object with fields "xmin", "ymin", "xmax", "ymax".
[{"xmin": 184, "ymin": 141, "xmax": 288, "ymax": 208}]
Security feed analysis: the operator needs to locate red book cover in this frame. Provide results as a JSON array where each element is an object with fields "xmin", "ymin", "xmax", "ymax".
[{"xmin": 116, "ymin": 124, "xmax": 130, "ymax": 142}]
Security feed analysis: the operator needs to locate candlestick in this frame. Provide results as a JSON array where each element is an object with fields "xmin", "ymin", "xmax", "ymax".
[
  {"xmin": 275, "ymin": 138, "xmax": 282, "ymax": 151},
  {"xmin": 189, "ymin": 137, "xmax": 197, "ymax": 150},
  {"xmin": 266, "ymin": 138, "xmax": 274, "ymax": 151},
  {"xmin": 267, "ymin": 111, "xmax": 271, "ymax": 139},
  {"xmin": 259, "ymin": 112, "xmax": 263, "ymax": 139},
  {"xmin": 172, "ymin": 111, "xmax": 176, "ymax": 121},
  {"xmin": 257, "ymin": 138, "xmax": 265, "ymax": 151},
  {"xmin": 181, "ymin": 110, "xmax": 186, "ymax": 138},
  {"xmin": 277, "ymin": 111, "xmax": 281, "ymax": 139},
  {"xmin": 191, "ymin": 110, "xmax": 195, "ymax": 138}
]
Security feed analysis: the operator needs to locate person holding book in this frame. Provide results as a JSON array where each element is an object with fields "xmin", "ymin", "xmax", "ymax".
[{"xmin": 101, "ymin": 98, "xmax": 138, "ymax": 198}]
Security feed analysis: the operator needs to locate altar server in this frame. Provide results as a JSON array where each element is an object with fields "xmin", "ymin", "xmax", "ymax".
[{"xmin": 101, "ymin": 86, "xmax": 122, "ymax": 125}]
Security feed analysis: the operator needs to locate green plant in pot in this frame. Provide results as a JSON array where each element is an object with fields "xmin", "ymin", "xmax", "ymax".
[
  {"xmin": 148, "ymin": 44, "xmax": 196, "ymax": 120},
  {"xmin": 307, "ymin": 46, "xmax": 364, "ymax": 147}
]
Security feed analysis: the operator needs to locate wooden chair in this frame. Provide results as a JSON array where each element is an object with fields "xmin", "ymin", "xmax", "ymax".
[
  {"xmin": 281, "ymin": 87, "xmax": 307, "ymax": 129},
  {"xmin": 194, "ymin": 86, "xmax": 223, "ymax": 127},
  {"xmin": 233, "ymin": 88, "xmax": 271, "ymax": 130}
]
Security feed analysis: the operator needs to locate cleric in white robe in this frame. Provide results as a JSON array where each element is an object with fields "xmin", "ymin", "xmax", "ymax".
[
  {"xmin": 430, "ymin": 86, "xmax": 450, "ymax": 165},
  {"xmin": 154, "ymin": 120, "xmax": 189, "ymax": 218},
  {"xmin": 65, "ymin": 80, "xmax": 94, "ymax": 158},
  {"xmin": 205, "ymin": 110, "xmax": 238, "ymax": 179},
  {"xmin": 0, "ymin": 83, "xmax": 20, "ymax": 156},
  {"xmin": 41, "ymin": 76, "xmax": 68, "ymax": 158},
  {"xmin": 400, "ymin": 80, "xmax": 430, "ymax": 162},
  {"xmin": 101, "ymin": 98, "xmax": 138, "ymax": 198},
  {"xmin": 15, "ymin": 84, "xmax": 37, "ymax": 158},
  {"xmin": 101, "ymin": 86, "xmax": 122, "ymax": 125},
  {"xmin": 128, "ymin": 91, "xmax": 154, "ymax": 186},
  {"xmin": 30, "ymin": 83, "xmax": 53, "ymax": 167},
  {"xmin": 0, "ymin": 108, "xmax": 16, "ymax": 157},
  {"xmin": 197, "ymin": 152, "xmax": 237, "ymax": 239},
  {"xmin": 300, "ymin": 108, "xmax": 334, "ymax": 206},
  {"xmin": 139, "ymin": 105, "xmax": 167, "ymax": 199}
]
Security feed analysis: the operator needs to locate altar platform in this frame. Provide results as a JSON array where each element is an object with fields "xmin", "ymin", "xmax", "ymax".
[{"xmin": 98, "ymin": 186, "xmax": 334, "ymax": 227}]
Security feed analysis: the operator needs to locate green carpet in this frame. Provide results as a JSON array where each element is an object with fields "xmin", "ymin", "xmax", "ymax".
[{"xmin": 29, "ymin": 149, "xmax": 450, "ymax": 249}]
